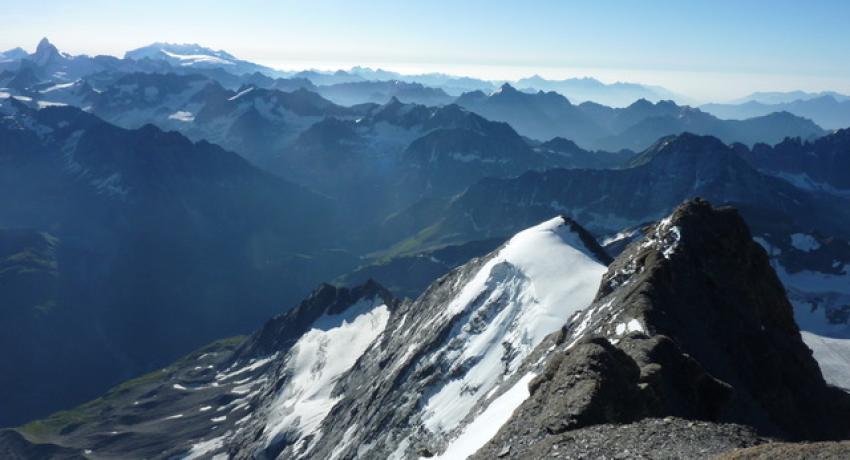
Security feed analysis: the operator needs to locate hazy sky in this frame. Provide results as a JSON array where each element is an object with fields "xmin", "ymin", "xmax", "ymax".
[{"xmin": 2, "ymin": 0, "xmax": 849, "ymax": 101}]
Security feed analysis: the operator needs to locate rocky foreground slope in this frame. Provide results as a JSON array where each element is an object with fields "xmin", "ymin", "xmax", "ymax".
[{"xmin": 3, "ymin": 199, "xmax": 850, "ymax": 459}]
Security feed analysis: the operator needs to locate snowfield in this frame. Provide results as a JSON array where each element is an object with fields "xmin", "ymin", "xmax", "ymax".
[
  {"xmin": 264, "ymin": 297, "xmax": 391, "ymax": 453},
  {"xmin": 399, "ymin": 216, "xmax": 608, "ymax": 457},
  {"xmin": 802, "ymin": 332, "xmax": 850, "ymax": 392}
]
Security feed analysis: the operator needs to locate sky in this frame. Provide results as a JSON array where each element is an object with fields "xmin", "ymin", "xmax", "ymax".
[{"xmin": 2, "ymin": 0, "xmax": 849, "ymax": 102}]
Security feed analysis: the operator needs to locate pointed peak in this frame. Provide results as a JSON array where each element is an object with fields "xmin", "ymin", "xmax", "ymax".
[
  {"xmin": 239, "ymin": 280, "xmax": 396, "ymax": 357},
  {"xmin": 627, "ymin": 133, "xmax": 733, "ymax": 168},
  {"xmin": 647, "ymin": 132, "xmax": 728, "ymax": 155},
  {"xmin": 556, "ymin": 216, "xmax": 614, "ymax": 265},
  {"xmin": 496, "ymin": 82, "xmax": 518, "ymax": 94},
  {"xmin": 36, "ymin": 37, "xmax": 54, "ymax": 50},
  {"xmin": 35, "ymin": 37, "xmax": 59, "ymax": 56},
  {"xmin": 540, "ymin": 136, "xmax": 583, "ymax": 153},
  {"xmin": 31, "ymin": 37, "xmax": 62, "ymax": 66},
  {"xmin": 626, "ymin": 98, "xmax": 654, "ymax": 109}
]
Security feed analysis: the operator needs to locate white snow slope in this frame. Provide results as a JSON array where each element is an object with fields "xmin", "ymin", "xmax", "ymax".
[
  {"xmin": 263, "ymin": 297, "xmax": 391, "ymax": 454},
  {"xmin": 396, "ymin": 216, "xmax": 608, "ymax": 458}
]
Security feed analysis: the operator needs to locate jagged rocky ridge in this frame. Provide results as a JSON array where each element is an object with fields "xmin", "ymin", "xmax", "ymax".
[{"xmin": 472, "ymin": 199, "xmax": 850, "ymax": 459}]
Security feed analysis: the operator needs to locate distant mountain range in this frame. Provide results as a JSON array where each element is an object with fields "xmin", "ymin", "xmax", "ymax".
[
  {"xmin": 4, "ymin": 37, "xmax": 849, "ymax": 131},
  {"xmin": 732, "ymin": 90, "xmax": 850, "ymax": 105},
  {"xmin": 0, "ymin": 69, "xmax": 638, "ymax": 237},
  {"xmin": 0, "ymin": 38, "xmax": 683, "ymax": 107},
  {"xmin": 385, "ymin": 132, "xmax": 850, "ymax": 253},
  {"xmin": 456, "ymin": 83, "xmax": 825, "ymax": 150},
  {"xmin": 124, "ymin": 42, "xmax": 284, "ymax": 76},
  {"xmin": 703, "ymin": 95, "xmax": 850, "ymax": 130},
  {"xmin": 0, "ymin": 99, "xmax": 360, "ymax": 426},
  {"xmin": 514, "ymin": 74, "xmax": 684, "ymax": 107}
]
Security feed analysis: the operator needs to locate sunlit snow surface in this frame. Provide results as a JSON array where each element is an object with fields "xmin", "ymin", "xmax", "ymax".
[
  {"xmin": 264, "ymin": 298, "xmax": 390, "ymax": 451},
  {"xmin": 801, "ymin": 332, "xmax": 850, "ymax": 392},
  {"xmin": 432, "ymin": 372, "xmax": 536, "ymax": 460},
  {"xmin": 419, "ymin": 216, "xmax": 607, "ymax": 444},
  {"xmin": 168, "ymin": 110, "xmax": 195, "ymax": 122},
  {"xmin": 160, "ymin": 49, "xmax": 235, "ymax": 66}
]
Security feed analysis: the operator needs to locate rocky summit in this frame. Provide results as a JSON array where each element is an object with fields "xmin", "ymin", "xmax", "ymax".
[{"xmin": 472, "ymin": 199, "xmax": 850, "ymax": 459}]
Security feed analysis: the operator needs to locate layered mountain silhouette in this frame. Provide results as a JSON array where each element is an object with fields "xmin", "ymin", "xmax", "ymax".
[
  {"xmin": 389, "ymin": 132, "xmax": 850, "ymax": 253},
  {"xmin": 514, "ymin": 75, "xmax": 681, "ymax": 107},
  {"xmin": 0, "ymin": 100, "xmax": 355, "ymax": 426},
  {"xmin": 456, "ymin": 84, "xmax": 825, "ymax": 150},
  {"xmin": 704, "ymin": 94, "xmax": 850, "ymax": 129}
]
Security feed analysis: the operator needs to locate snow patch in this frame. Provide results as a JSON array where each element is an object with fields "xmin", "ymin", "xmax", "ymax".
[
  {"xmin": 37, "ymin": 100, "xmax": 67, "ymax": 109},
  {"xmin": 215, "ymin": 354, "xmax": 276, "ymax": 382},
  {"xmin": 433, "ymin": 372, "xmax": 536, "ymax": 460},
  {"xmin": 615, "ymin": 318, "xmax": 645, "ymax": 335},
  {"xmin": 161, "ymin": 49, "xmax": 234, "ymax": 66},
  {"xmin": 801, "ymin": 332, "xmax": 850, "ymax": 391},
  {"xmin": 790, "ymin": 233, "xmax": 821, "ymax": 252},
  {"xmin": 186, "ymin": 434, "xmax": 227, "ymax": 460},
  {"xmin": 228, "ymin": 87, "xmax": 254, "ymax": 101},
  {"xmin": 263, "ymin": 299, "xmax": 391, "ymax": 451},
  {"xmin": 168, "ymin": 110, "xmax": 195, "ymax": 122},
  {"xmin": 40, "ymin": 81, "xmax": 78, "ymax": 93}
]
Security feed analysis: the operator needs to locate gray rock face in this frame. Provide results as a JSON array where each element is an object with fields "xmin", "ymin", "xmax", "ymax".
[
  {"xmin": 520, "ymin": 334, "xmax": 733, "ymax": 437},
  {"xmin": 473, "ymin": 199, "xmax": 850, "ymax": 459},
  {"xmin": 525, "ymin": 337, "xmax": 646, "ymax": 434}
]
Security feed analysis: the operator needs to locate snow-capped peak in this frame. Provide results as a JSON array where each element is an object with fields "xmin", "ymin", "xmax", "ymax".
[{"xmin": 419, "ymin": 216, "xmax": 608, "ymax": 432}]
